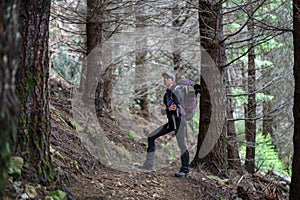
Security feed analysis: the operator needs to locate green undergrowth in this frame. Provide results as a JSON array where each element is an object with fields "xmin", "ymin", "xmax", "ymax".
[{"xmin": 240, "ymin": 133, "xmax": 291, "ymax": 177}]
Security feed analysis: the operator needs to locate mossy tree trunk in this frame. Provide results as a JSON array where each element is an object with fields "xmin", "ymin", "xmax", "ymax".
[
  {"xmin": 17, "ymin": 0, "xmax": 53, "ymax": 185},
  {"xmin": 0, "ymin": 0, "xmax": 19, "ymax": 197}
]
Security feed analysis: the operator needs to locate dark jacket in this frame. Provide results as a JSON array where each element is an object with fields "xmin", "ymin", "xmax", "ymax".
[{"xmin": 162, "ymin": 84, "xmax": 183, "ymax": 122}]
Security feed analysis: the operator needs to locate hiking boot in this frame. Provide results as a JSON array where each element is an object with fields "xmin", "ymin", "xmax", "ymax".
[
  {"xmin": 179, "ymin": 150, "xmax": 190, "ymax": 174},
  {"xmin": 137, "ymin": 163, "xmax": 155, "ymax": 171},
  {"xmin": 175, "ymin": 171, "xmax": 189, "ymax": 177},
  {"xmin": 137, "ymin": 152, "xmax": 155, "ymax": 171}
]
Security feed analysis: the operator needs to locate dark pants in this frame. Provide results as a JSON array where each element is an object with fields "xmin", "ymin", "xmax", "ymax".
[{"xmin": 147, "ymin": 116, "xmax": 190, "ymax": 173}]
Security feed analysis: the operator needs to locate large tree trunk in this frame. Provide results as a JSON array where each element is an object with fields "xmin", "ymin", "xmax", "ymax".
[
  {"xmin": 84, "ymin": 0, "xmax": 103, "ymax": 113},
  {"xmin": 0, "ymin": 1, "xmax": 19, "ymax": 196},
  {"xmin": 191, "ymin": 0, "xmax": 227, "ymax": 176},
  {"xmin": 290, "ymin": 0, "xmax": 300, "ymax": 199},
  {"xmin": 83, "ymin": 0, "xmax": 112, "ymax": 117},
  {"xmin": 245, "ymin": 4, "xmax": 256, "ymax": 174},
  {"xmin": 17, "ymin": 0, "xmax": 53, "ymax": 185}
]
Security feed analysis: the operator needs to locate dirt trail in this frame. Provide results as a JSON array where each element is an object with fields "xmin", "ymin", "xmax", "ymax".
[
  {"xmin": 51, "ymin": 119, "xmax": 234, "ymax": 200},
  {"xmin": 47, "ymin": 77, "xmax": 233, "ymax": 200},
  {"xmin": 47, "ymin": 76, "xmax": 290, "ymax": 200}
]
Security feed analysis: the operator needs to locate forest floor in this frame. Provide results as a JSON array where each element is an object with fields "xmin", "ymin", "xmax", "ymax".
[{"xmin": 5, "ymin": 75, "xmax": 290, "ymax": 200}]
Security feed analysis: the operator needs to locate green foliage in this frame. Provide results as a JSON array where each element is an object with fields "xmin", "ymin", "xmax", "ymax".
[
  {"xmin": 230, "ymin": 87, "xmax": 274, "ymax": 106},
  {"xmin": 126, "ymin": 130, "xmax": 141, "ymax": 142},
  {"xmin": 230, "ymin": 87, "xmax": 247, "ymax": 107},
  {"xmin": 67, "ymin": 118, "xmax": 83, "ymax": 131},
  {"xmin": 256, "ymin": 93, "xmax": 274, "ymax": 103},
  {"xmin": 255, "ymin": 59, "xmax": 274, "ymax": 69},
  {"xmin": 240, "ymin": 133, "xmax": 290, "ymax": 177},
  {"xmin": 225, "ymin": 22, "xmax": 241, "ymax": 32},
  {"xmin": 259, "ymin": 38, "xmax": 283, "ymax": 52},
  {"xmin": 238, "ymin": 56, "xmax": 275, "ymax": 70},
  {"xmin": 255, "ymin": 133, "xmax": 290, "ymax": 176},
  {"xmin": 8, "ymin": 156, "xmax": 24, "ymax": 178},
  {"xmin": 50, "ymin": 189, "xmax": 66, "ymax": 200}
]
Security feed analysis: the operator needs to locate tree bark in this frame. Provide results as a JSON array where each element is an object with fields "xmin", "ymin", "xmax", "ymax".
[
  {"xmin": 226, "ymin": 69, "xmax": 242, "ymax": 169},
  {"xmin": 0, "ymin": 1, "xmax": 19, "ymax": 197},
  {"xmin": 17, "ymin": 0, "xmax": 53, "ymax": 184},
  {"xmin": 245, "ymin": 3, "xmax": 256, "ymax": 174},
  {"xmin": 191, "ymin": 0, "xmax": 228, "ymax": 176},
  {"xmin": 83, "ymin": 0, "xmax": 113, "ymax": 117},
  {"xmin": 84, "ymin": 0, "xmax": 103, "ymax": 109},
  {"xmin": 290, "ymin": 0, "xmax": 300, "ymax": 199}
]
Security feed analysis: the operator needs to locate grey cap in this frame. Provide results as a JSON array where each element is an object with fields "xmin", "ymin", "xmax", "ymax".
[{"xmin": 162, "ymin": 72, "xmax": 176, "ymax": 81}]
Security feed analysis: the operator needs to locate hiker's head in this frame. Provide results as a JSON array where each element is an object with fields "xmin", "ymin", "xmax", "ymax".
[{"xmin": 162, "ymin": 72, "xmax": 175, "ymax": 88}]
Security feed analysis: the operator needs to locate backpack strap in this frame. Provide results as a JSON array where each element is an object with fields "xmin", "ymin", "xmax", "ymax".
[
  {"xmin": 173, "ymin": 85, "xmax": 184, "ymax": 105},
  {"xmin": 173, "ymin": 85, "xmax": 186, "ymax": 116}
]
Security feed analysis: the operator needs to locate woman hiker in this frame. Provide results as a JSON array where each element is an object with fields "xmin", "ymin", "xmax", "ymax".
[{"xmin": 137, "ymin": 71, "xmax": 190, "ymax": 177}]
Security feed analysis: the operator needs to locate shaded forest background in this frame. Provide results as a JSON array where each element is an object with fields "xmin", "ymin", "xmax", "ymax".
[{"xmin": 1, "ymin": 0, "xmax": 300, "ymax": 199}]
